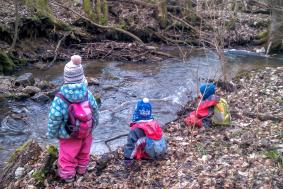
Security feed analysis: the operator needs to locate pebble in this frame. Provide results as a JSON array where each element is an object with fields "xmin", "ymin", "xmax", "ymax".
[{"xmin": 15, "ymin": 167, "xmax": 25, "ymax": 179}]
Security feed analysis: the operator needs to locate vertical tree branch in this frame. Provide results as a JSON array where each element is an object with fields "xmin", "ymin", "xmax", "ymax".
[{"xmin": 11, "ymin": 0, "xmax": 19, "ymax": 50}]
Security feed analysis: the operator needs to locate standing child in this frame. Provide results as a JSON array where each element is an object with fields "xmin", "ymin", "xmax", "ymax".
[
  {"xmin": 124, "ymin": 98, "xmax": 167, "ymax": 166},
  {"xmin": 184, "ymin": 83, "xmax": 231, "ymax": 129},
  {"xmin": 47, "ymin": 55, "xmax": 99, "ymax": 182}
]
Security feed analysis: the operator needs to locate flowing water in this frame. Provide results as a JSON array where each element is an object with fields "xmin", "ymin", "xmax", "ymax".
[{"xmin": 0, "ymin": 49, "xmax": 282, "ymax": 168}]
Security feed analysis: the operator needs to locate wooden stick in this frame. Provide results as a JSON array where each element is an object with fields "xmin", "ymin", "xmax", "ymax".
[
  {"xmin": 48, "ymin": 31, "xmax": 71, "ymax": 67},
  {"xmin": 104, "ymin": 134, "xmax": 128, "ymax": 152}
]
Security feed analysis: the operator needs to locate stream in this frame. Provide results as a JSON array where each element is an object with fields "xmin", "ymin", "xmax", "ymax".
[{"xmin": 0, "ymin": 49, "xmax": 282, "ymax": 168}]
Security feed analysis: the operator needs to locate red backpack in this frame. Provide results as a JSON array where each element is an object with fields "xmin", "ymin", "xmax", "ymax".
[{"xmin": 56, "ymin": 92, "xmax": 93, "ymax": 139}]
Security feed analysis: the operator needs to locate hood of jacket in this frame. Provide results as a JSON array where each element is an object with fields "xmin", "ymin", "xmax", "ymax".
[
  {"xmin": 59, "ymin": 83, "xmax": 88, "ymax": 103},
  {"xmin": 130, "ymin": 120, "xmax": 162, "ymax": 140}
]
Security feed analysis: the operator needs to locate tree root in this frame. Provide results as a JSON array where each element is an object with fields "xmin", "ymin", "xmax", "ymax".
[{"xmin": 50, "ymin": 1, "xmax": 143, "ymax": 44}]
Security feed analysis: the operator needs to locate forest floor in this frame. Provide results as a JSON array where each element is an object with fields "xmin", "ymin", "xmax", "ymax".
[{"xmin": 1, "ymin": 66, "xmax": 282, "ymax": 188}]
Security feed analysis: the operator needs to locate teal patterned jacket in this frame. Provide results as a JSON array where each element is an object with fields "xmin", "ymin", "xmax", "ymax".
[{"xmin": 47, "ymin": 83, "xmax": 99, "ymax": 139}]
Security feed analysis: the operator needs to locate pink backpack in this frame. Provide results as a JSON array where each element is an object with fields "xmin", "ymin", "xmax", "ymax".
[{"xmin": 56, "ymin": 92, "xmax": 93, "ymax": 139}]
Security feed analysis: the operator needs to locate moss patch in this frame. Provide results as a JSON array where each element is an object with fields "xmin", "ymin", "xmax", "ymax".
[{"xmin": 0, "ymin": 52, "xmax": 15, "ymax": 75}]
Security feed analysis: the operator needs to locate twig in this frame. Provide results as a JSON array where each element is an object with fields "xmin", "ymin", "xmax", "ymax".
[
  {"xmin": 105, "ymin": 134, "xmax": 128, "ymax": 152},
  {"xmin": 48, "ymin": 31, "xmax": 71, "ymax": 68}
]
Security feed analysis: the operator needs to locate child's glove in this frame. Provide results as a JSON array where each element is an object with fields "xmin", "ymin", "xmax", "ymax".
[{"xmin": 124, "ymin": 159, "xmax": 134, "ymax": 167}]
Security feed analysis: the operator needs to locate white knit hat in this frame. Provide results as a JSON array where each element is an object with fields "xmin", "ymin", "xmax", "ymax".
[{"xmin": 64, "ymin": 55, "xmax": 86, "ymax": 84}]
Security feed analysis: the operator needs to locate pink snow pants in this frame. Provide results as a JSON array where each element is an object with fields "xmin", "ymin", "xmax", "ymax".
[{"xmin": 58, "ymin": 134, "xmax": 92, "ymax": 179}]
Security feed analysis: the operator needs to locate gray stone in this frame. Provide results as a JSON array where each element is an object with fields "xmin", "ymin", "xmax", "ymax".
[
  {"xmin": 0, "ymin": 76, "xmax": 15, "ymax": 90},
  {"xmin": 15, "ymin": 73, "xmax": 35, "ymax": 87},
  {"xmin": 31, "ymin": 92, "xmax": 50, "ymax": 103},
  {"xmin": 13, "ymin": 92, "xmax": 30, "ymax": 100},
  {"xmin": 44, "ymin": 87, "xmax": 59, "ymax": 98},
  {"xmin": 23, "ymin": 86, "xmax": 41, "ymax": 95},
  {"xmin": 87, "ymin": 77, "xmax": 100, "ymax": 86},
  {"xmin": 35, "ymin": 80, "xmax": 55, "ymax": 90}
]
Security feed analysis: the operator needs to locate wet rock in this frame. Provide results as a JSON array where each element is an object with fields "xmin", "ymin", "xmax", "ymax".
[
  {"xmin": 1, "ymin": 115, "xmax": 27, "ymax": 134},
  {"xmin": 23, "ymin": 86, "xmax": 41, "ymax": 96},
  {"xmin": 0, "ymin": 75, "xmax": 15, "ymax": 89},
  {"xmin": 13, "ymin": 92, "xmax": 30, "ymax": 100},
  {"xmin": 87, "ymin": 77, "xmax": 100, "ymax": 86},
  {"xmin": 31, "ymin": 93, "xmax": 50, "ymax": 103},
  {"xmin": 44, "ymin": 87, "xmax": 59, "ymax": 98},
  {"xmin": 15, "ymin": 73, "xmax": 35, "ymax": 87},
  {"xmin": 34, "ymin": 79, "xmax": 55, "ymax": 90}
]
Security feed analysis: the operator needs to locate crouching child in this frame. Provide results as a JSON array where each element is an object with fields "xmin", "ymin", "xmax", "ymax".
[
  {"xmin": 184, "ymin": 83, "xmax": 231, "ymax": 129},
  {"xmin": 47, "ymin": 55, "xmax": 99, "ymax": 182},
  {"xmin": 124, "ymin": 98, "xmax": 167, "ymax": 166}
]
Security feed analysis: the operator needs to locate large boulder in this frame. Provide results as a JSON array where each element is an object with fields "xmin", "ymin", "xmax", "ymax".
[{"xmin": 15, "ymin": 73, "xmax": 35, "ymax": 87}]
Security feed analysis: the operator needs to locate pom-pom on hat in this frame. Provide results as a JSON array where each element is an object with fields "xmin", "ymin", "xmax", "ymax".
[
  {"xmin": 132, "ymin": 98, "xmax": 153, "ymax": 122},
  {"xmin": 199, "ymin": 83, "xmax": 215, "ymax": 100},
  {"xmin": 64, "ymin": 55, "xmax": 86, "ymax": 84}
]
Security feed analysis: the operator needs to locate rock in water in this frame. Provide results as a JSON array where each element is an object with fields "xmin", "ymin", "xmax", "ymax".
[
  {"xmin": 23, "ymin": 86, "xmax": 41, "ymax": 96},
  {"xmin": 31, "ymin": 92, "xmax": 50, "ymax": 103},
  {"xmin": 15, "ymin": 73, "xmax": 35, "ymax": 87}
]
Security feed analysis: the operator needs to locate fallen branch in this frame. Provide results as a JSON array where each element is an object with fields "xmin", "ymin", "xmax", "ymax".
[
  {"xmin": 108, "ymin": 0, "xmax": 156, "ymax": 8},
  {"xmin": 105, "ymin": 134, "xmax": 128, "ymax": 152},
  {"xmin": 243, "ymin": 111, "xmax": 283, "ymax": 121},
  {"xmin": 48, "ymin": 31, "xmax": 71, "ymax": 68},
  {"xmin": 151, "ymin": 50, "xmax": 175, "ymax": 58},
  {"xmin": 51, "ymin": 1, "xmax": 143, "ymax": 44}
]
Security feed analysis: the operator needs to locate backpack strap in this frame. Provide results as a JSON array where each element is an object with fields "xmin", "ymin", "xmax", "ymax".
[{"xmin": 55, "ymin": 93, "xmax": 71, "ymax": 105}]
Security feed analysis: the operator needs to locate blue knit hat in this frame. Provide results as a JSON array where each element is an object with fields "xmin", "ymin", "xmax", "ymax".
[
  {"xmin": 200, "ymin": 83, "xmax": 215, "ymax": 100},
  {"xmin": 132, "ymin": 98, "xmax": 153, "ymax": 122}
]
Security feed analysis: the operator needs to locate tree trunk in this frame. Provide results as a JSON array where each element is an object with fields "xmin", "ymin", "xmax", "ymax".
[
  {"xmin": 102, "ymin": 0, "xmax": 108, "ymax": 25},
  {"xmin": 83, "ymin": 0, "xmax": 96, "ymax": 21},
  {"xmin": 96, "ymin": 0, "xmax": 102, "ymax": 24},
  {"xmin": 11, "ymin": 0, "xmax": 19, "ymax": 50},
  {"xmin": 268, "ymin": 0, "xmax": 283, "ymax": 53},
  {"xmin": 157, "ymin": 0, "xmax": 168, "ymax": 28}
]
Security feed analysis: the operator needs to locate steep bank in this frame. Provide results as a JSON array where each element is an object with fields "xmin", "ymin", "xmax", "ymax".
[
  {"xmin": 0, "ymin": 0, "xmax": 271, "ymax": 75},
  {"xmin": 1, "ymin": 66, "xmax": 282, "ymax": 188}
]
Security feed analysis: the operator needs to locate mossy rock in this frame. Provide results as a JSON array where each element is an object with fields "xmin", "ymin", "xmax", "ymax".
[
  {"xmin": 0, "ymin": 51, "xmax": 15, "ymax": 75},
  {"xmin": 0, "ymin": 140, "xmax": 42, "ymax": 188},
  {"xmin": 32, "ymin": 145, "xmax": 58, "ymax": 184}
]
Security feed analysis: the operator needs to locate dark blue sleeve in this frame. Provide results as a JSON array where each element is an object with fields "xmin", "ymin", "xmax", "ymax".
[{"xmin": 124, "ymin": 128, "xmax": 145, "ymax": 159}]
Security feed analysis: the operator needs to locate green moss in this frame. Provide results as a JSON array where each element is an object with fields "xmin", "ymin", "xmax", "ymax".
[
  {"xmin": 8, "ymin": 140, "xmax": 32, "ymax": 163},
  {"xmin": 32, "ymin": 169, "xmax": 45, "ymax": 183},
  {"xmin": 32, "ymin": 145, "xmax": 58, "ymax": 183},
  {"xmin": 0, "ymin": 51, "xmax": 15, "ymax": 75},
  {"xmin": 264, "ymin": 150, "xmax": 283, "ymax": 167}
]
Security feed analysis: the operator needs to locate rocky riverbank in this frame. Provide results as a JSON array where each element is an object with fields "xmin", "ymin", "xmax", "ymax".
[{"xmin": 1, "ymin": 66, "xmax": 282, "ymax": 188}]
